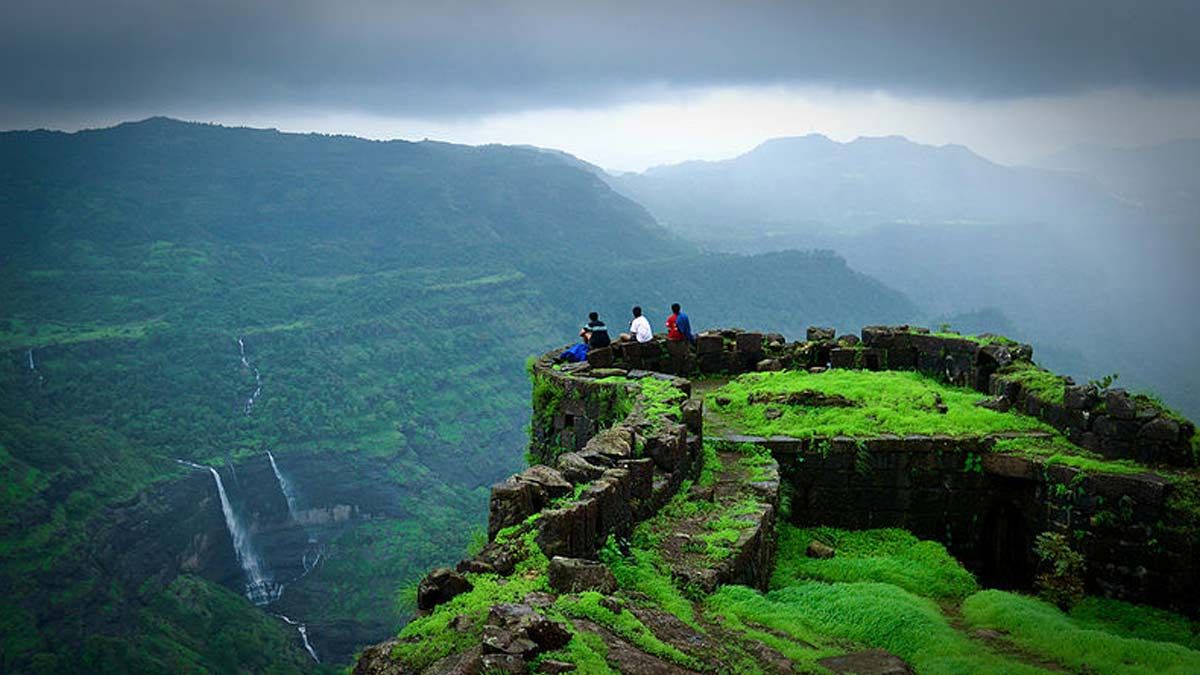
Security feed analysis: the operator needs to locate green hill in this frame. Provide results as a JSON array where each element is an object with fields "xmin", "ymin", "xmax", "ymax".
[{"xmin": 0, "ymin": 118, "xmax": 919, "ymax": 671}]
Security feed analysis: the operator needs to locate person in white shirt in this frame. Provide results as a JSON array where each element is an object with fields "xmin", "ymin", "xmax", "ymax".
[{"xmin": 630, "ymin": 306, "xmax": 653, "ymax": 343}]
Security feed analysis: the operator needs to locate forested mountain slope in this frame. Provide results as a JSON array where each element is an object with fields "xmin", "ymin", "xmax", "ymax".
[{"xmin": 0, "ymin": 119, "xmax": 918, "ymax": 672}]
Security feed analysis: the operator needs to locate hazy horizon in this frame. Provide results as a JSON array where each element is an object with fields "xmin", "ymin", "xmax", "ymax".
[
  {"xmin": 5, "ymin": 2, "xmax": 1200, "ymax": 172},
  {"xmin": 8, "ymin": 111, "xmax": 1200, "ymax": 176}
]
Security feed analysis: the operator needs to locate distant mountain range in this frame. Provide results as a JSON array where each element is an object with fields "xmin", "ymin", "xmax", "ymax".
[
  {"xmin": 608, "ymin": 133, "xmax": 1136, "ymax": 241},
  {"xmin": 597, "ymin": 133, "xmax": 1200, "ymax": 419}
]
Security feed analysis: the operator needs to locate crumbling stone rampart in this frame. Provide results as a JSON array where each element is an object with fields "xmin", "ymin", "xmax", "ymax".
[{"xmin": 528, "ymin": 324, "xmax": 1198, "ymax": 614}]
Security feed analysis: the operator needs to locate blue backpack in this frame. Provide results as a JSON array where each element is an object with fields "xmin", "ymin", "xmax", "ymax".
[{"xmin": 560, "ymin": 343, "xmax": 589, "ymax": 363}]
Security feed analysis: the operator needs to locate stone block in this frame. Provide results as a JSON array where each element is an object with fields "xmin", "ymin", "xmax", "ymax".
[
  {"xmin": 1065, "ymin": 385, "xmax": 1099, "ymax": 410},
  {"xmin": 830, "ymin": 348, "xmax": 858, "ymax": 369},
  {"xmin": 618, "ymin": 457, "xmax": 654, "ymax": 502},
  {"xmin": 516, "ymin": 466, "xmax": 574, "ymax": 514},
  {"xmin": 536, "ymin": 499, "xmax": 598, "ymax": 559},
  {"xmin": 734, "ymin": 329, "xmax": 763, "ymax": 353},
  {"xmin": 1140, "ymin": 416, "xmax": 1180, "ymax": 442},
  {"xmin": 548, "ymin": 556, "xmax": 618, "ymax": 594},
  {"xmin": 417, "ymin": 567, "xmax": 473, "ymax": 612},
  {"xmin": 1106, "ymin": 389, "xmax": 1136, "ymax": 420},
  {"xmin": 807, "ymin": 326, "xmax": 836, "ymax": 342},
  {"xmin": 556, "ymin": 452, "xmax": 606, "ymax": 484},
  {"xmin": 681, "ymin": 399, "xmax": 704, "ymax": 435},
  {"xmin": 756, "ymin": 358, "xmax": 783, "ymax": 371},
  {"xmin": 489, "ymin": 477, "xmax": 535, "ymax": 539},
  {"xmin": 696, "ymin": 333, "xmax": 724, "ymax": 354},
  {"xmin": 644, "ymin": 424, "xmax": 687, "ymax": 473},
  {"xmin": 860, "ymin": 325, "xmax": 895, "ymax": 348}
]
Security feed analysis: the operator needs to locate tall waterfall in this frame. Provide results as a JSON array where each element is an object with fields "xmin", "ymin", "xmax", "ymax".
[
  {"xmin": 27, "ymin": 349, "xmax": 35, "ymax": 370},
  {"xmin": 266, "ymin": 451, "xmax": 300, "ymax": 523},
  {"xmin": 179, "ymin": 459, "xmax": 282, "ymax": 605}
]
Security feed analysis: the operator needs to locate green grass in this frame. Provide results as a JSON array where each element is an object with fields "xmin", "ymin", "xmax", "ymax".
[
  {"xmin": 697, "ymin": 441, "xmax": 723, "ymax": 488},
  {"xmin": 637, "ymin": 377, "xmax": 689, "ymax": 425},
  {"xmin": 700, "ymin": 502, "xmax": 761, "ymax": 561},
  {"xmin": 927, "ymin": 330, "xmax": 1018, "ymax": 347},
  {"xmin": 992, "ymin": 436, "xmax": 1149, "ymax": 475},
  {"xmin": 389, "ymin": 528, "xmax": 550, "ymax": 670},
  {"xmin": 1068, "ymin": 597, "xmax": 1200, "ymax": 650},
  {"xmin": 707, "ymin": 369, "xmax": 1055, "ymax": 438},
  {"xmin": 771, "ymin": 526, "xmax": 980, "ymax": 601},
  {"xmin": 710, "ymin": 582, "xmax": 1044, "ymax": 675},
  {"xmin": 531, "ymin": 631, "xmax": 614, "ymax": 674},
  {"xmin": 964, "ymin": 590, "xmax": 1200, "ymax": 674},
  {"xmin": 993, "ymin": 362, "xmax": 1067, "ymax": 404},
  {"xmin": 555, "ymin": 592, "xmax": 703, "ymax": 669},
  {"xmin": 600, "ymin": 540, "xmax": 699, "ymax": 628}
]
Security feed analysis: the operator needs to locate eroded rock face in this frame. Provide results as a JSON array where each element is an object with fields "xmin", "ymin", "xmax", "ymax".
[
  {"xmin": 548, "ymin": 556, "xmax": 618, "ymax": 594},
  {"xmin": 417, "ymin": 568, "xmax": 473, "ymax": 612},
  {"xmin": 488, "ymin": 466, "xmax": 574, "ymax": 539}
]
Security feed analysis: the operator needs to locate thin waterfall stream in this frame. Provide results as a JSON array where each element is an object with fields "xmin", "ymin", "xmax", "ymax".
[
  {"xmin": 237, "ymin": 337, "xmax": 262, "ymax": 415},
  {"xmin": 276, "ymin": 614, "xmax": 320, "ymax": 663}
]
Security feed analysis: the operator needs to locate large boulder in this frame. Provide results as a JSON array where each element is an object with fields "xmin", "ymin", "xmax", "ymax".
[
  {"xmin": 485, "ymin": 604, "xmax": 572, "ymax": 657},
  {"xmin": 417, "ymin": 567, "xmax": 473, "ymax": 612},
  {"xmin": 556, "ymin": 452, "xmax": 606, "ymax": 483},
  {"xmin": 548, "ymin": 556, "xmax": 619, "ymax": 594}
]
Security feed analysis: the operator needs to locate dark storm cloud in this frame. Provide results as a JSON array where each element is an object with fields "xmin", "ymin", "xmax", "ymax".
[{"xmin": 2, "ymin": 0, "xmax": 1198, "ymax": 122}]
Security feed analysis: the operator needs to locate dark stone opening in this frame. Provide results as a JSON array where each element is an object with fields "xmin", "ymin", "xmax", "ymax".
[
  {"xmin": 979, "ymin": 496, "xmax": 1036, "ymax": 590},
  {"xmin": 975, "ymin": 350, "xmax": 1001, "ymax": 393}
]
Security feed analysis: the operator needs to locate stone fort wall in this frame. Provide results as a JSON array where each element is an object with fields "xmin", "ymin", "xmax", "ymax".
[{"xmin": 520, "ymin": 324, "xmax": 1199, "ymax": 614}]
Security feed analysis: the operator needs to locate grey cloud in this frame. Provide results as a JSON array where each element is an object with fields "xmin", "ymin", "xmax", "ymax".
[{"xmin": 2, "ymin": 0, "xmax": 1198, "ymax": 124}]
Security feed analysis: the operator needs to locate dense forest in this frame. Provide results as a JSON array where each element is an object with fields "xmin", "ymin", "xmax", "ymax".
[{"xmin": 0, "ymin": 119, "xmax": 920, "ymax": 671}]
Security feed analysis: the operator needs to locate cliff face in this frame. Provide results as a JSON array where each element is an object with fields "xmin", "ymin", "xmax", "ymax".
[{"xmin": 356, "ymin": 325, "xmax": 1200, "ymax": 674}]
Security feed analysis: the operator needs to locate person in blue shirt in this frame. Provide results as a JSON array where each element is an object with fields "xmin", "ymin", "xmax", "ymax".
[{"xmin": 666, "ymin": 303, "xmax": 695, "ymax": 345}]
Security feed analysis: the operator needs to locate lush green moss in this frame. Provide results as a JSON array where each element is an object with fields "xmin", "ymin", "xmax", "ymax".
[
  {"xmin": 554, "ymin": 592, "xmax": 702, "ymax": 669},
  {"xmin": 530, "ymin": 372, "xmax": 566, "ymax": 431},
  {"xmin": 637, "ymin": 377, "xmax": 689, "ymax": 426},
  {"xmin": 531, "ymin": 631, "xmax": 614, "ymax": 674},
  {"xmin": 697, "ymin": 441, "xmax": 723, "ymax": 489},
  {"xmin": 771, "ymin": 526, "xmax": 979, "ymax": 601},
  {"xmin": 700, "ymin": 501, "xmax": 761, "ymax": 561},
  {"xmin": 926, "ymin": 330, "xmax": 1019, "ymax": 347},
  {"xmin": 390, "ymin": 528, "xmax": 549, "ymax": 670},
  {"xmin": 710, "ymin": 582, "xmax": 1042, "ymax": 675},
  {"xmin": 991, "ymin": 436, "xmax": 1148, "ymax": 475},
  {"xmin": 707, "ymin": 369, "xmax": 1054, "ymax": 438},
  {"xmin": 600, "ymin": 539, "xmax": 699, "ymax": 629},
  {"xmin": 1068, "ymin": 597, "xmax": 1200, "ymax": 650},
  {"xmin": 964, "ymin": 590, "xmax": 1200, "ymax": 674},
  {"xmin": 993, "ymin": 362, "xmax": 1067, "ymax": 404}
]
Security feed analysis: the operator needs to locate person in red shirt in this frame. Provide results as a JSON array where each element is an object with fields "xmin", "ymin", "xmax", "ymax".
[{"xmin": 665, "ymin": 303, "xmax": 694, "ymax": 343}]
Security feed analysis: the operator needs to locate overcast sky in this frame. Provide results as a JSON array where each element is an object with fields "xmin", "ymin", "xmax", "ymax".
[{"xmin": 4, "ymin": 0, "xmax": 1199, "ymax": 171}]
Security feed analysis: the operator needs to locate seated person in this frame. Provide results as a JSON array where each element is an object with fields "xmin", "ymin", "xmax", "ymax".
[{"xmin": 580, "ymin": 311, "xmax": 611, "ymax": 348}]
